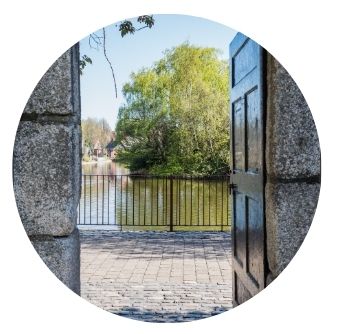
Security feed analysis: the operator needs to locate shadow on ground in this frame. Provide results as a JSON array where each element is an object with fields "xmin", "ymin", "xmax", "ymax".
[
  {"xmin": 110, "ymin": 305, "xmax": 231, "ymax": 323},
  {"xmin": 80, "ymin": 231, "xmax": 231, "ymax": 261}
]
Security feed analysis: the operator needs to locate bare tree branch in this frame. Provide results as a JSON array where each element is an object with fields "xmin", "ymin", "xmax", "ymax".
[
  {"xmin": 135, "ymin": 25, "xmax": 150, "ymax": 32},
  {"xmin": 102, "ymin": 28, "xmax": 118, "ymax": 98},
  {"xmin": 89, "ymin": 33, "xmax": 103, "ymax": 50},
  {"xmin": 81, "ymin": 16, "xmax": 155, "ymax": 97}
]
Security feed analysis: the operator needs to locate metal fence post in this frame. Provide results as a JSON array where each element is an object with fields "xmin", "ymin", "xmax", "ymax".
[{"xmin": 170, "ymin": 176, "xmax": 173, "ymax": 232}]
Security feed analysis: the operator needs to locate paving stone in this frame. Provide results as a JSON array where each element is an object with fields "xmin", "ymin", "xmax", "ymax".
[{"xmin": 80, "ymin": 231, "xmax": 232, "ymax": 322}]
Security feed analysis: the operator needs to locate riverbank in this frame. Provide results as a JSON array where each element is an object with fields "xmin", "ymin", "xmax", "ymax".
[
  {"xmin": 82, "ymin": 158, "xmax": 112, "ymax": 165},
  {"xmin": 82, "ymin": 161, "xmax": 130, "ymax": 175}
]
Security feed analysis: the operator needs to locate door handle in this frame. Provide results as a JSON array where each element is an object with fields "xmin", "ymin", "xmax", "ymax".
[{"xmin": 229, "ymin": 183, "xmax": 237, "ymax": 195}]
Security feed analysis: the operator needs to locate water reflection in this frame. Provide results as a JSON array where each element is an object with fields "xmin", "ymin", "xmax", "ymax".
[{"xmin": 82, "ymin": 160, "xmax": 130, "ymax": 175}]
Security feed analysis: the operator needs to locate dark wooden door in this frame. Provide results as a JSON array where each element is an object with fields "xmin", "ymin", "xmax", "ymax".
[{"xmin": 229, "ymin": 33, "xmax": 266, "ymax": 306}]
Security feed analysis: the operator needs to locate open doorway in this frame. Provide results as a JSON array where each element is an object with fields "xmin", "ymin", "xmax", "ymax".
[
  {"xmin": 13, "ymin": 13, "xmax": 320, "ymax": 324},
  {"xmin": 78, "ymin": 14, "xmax": 235, "ymax": 322}
]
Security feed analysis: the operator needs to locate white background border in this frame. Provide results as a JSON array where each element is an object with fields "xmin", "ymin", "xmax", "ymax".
[{"xmin": 1, "ymin": 1, "xmax": 341, "ymax": 333}]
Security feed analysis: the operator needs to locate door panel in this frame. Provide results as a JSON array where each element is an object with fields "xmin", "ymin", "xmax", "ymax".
[
  {"xmin": 246, "ymin": 196, "xmax": 263, "ymax": 288},
  {"xmin": 232, "ymin": 39, "xmax": 258, "ymax": 86},
  {"xmin": 246, "ymin": 88, "xmax": 261, "ymax": 173},
  {"xmin": 235, "ymin": 272, "xmax": 252, "ymax": 305},
  {"xmin": 233, "ymin": 99, "xmax": 245, "ymax": 171},
  {"xmin": 230, "ymin": 33, "xmax": 266, "ymax": 306},
  {"xmin": 233, "ymin": 191, "xmax": 246, "ymax": 267}
]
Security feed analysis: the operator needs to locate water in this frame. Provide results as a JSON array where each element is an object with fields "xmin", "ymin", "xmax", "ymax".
[
  {"xmin": 82, "ymin": 160, "xmax": 130, "ymax": 175},
  {"xmin": 78, "ymin": 161, "xmax": 231, "ymax": 231}
]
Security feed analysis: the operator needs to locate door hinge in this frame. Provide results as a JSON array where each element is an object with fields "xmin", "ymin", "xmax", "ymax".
[{"xmin": 229, "ymin": 183, "xmax": 237, "ymax": 195}]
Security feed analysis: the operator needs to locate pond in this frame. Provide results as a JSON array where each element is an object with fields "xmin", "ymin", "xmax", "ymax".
[{"xmin": 78, "ymin": 161, "xmax": 231, "ymax": 231}]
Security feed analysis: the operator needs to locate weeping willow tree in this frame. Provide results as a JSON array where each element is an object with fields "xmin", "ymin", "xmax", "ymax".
[{"xmin": 115, "ymin": 43, "xmax": 230, "ymax": 176}]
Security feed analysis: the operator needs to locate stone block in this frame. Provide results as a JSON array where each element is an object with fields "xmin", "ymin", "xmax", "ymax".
[
  {"xmin": 265, "ymin": 181, "xmax": 320, "ymax": 277},
  {"xmin": 23, "ymin": 44, "xmax": 80, "ymax": 116},
  {"xmin": 31, "ymin": 229, "xmax": 80, "ymax": 295},
  {"xmin": 266, "ymin": 55, "xmax": 321, "ymax": 179},
  {"xmin": 13, "ymin": 121, "xmax": 81, "ymax": 236}
]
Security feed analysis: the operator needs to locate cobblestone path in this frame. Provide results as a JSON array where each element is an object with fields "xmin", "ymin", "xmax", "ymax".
[{"xmin": 80, "ymin": 231, "xmax": 232, "ymax": 322}]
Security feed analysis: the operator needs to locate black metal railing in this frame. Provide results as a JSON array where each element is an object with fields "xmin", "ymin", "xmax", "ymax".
[{"xmin": 78, "ymin": 174, "xmax": 231, "ymax": 231}]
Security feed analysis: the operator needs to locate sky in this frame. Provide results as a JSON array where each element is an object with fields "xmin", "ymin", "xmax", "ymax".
[{"xmin": 80, "ymin": 14, "xmax": 237, "ymax": 130}]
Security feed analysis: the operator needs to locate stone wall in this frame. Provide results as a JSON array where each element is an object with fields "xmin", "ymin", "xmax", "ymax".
[
  {"xmin": 11, "ymin": 44, "xmax": 321, "ymax": 298},
  {"xmin": 13, "ymin": 44, "xmax": 81, "ymax": 294},
  {"xmin": 265, "ymin": 54, "xmax": 321, "ymax": 282}
]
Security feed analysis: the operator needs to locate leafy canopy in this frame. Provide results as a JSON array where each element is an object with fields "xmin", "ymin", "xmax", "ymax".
[{"xmin": 115, "ymin": 43, "xmax": 230, "ymax": 176}]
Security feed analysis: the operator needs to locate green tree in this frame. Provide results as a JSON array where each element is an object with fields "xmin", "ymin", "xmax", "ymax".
[
  {"xmin": 82, "ymin": 118, "xmax": 112, "ymax": 152},
  {"xmin": 115, "ymin": 43, "xmax": 230, "ymax": 176}
]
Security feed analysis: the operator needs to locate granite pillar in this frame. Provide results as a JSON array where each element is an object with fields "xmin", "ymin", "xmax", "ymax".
[
  {"xmin": 265, "ymin": 54, "xmax": 321, "ymax": 282},
  {"xmin": 13, "ymin": 44, "xmax": 81, "ymax": 294}
]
